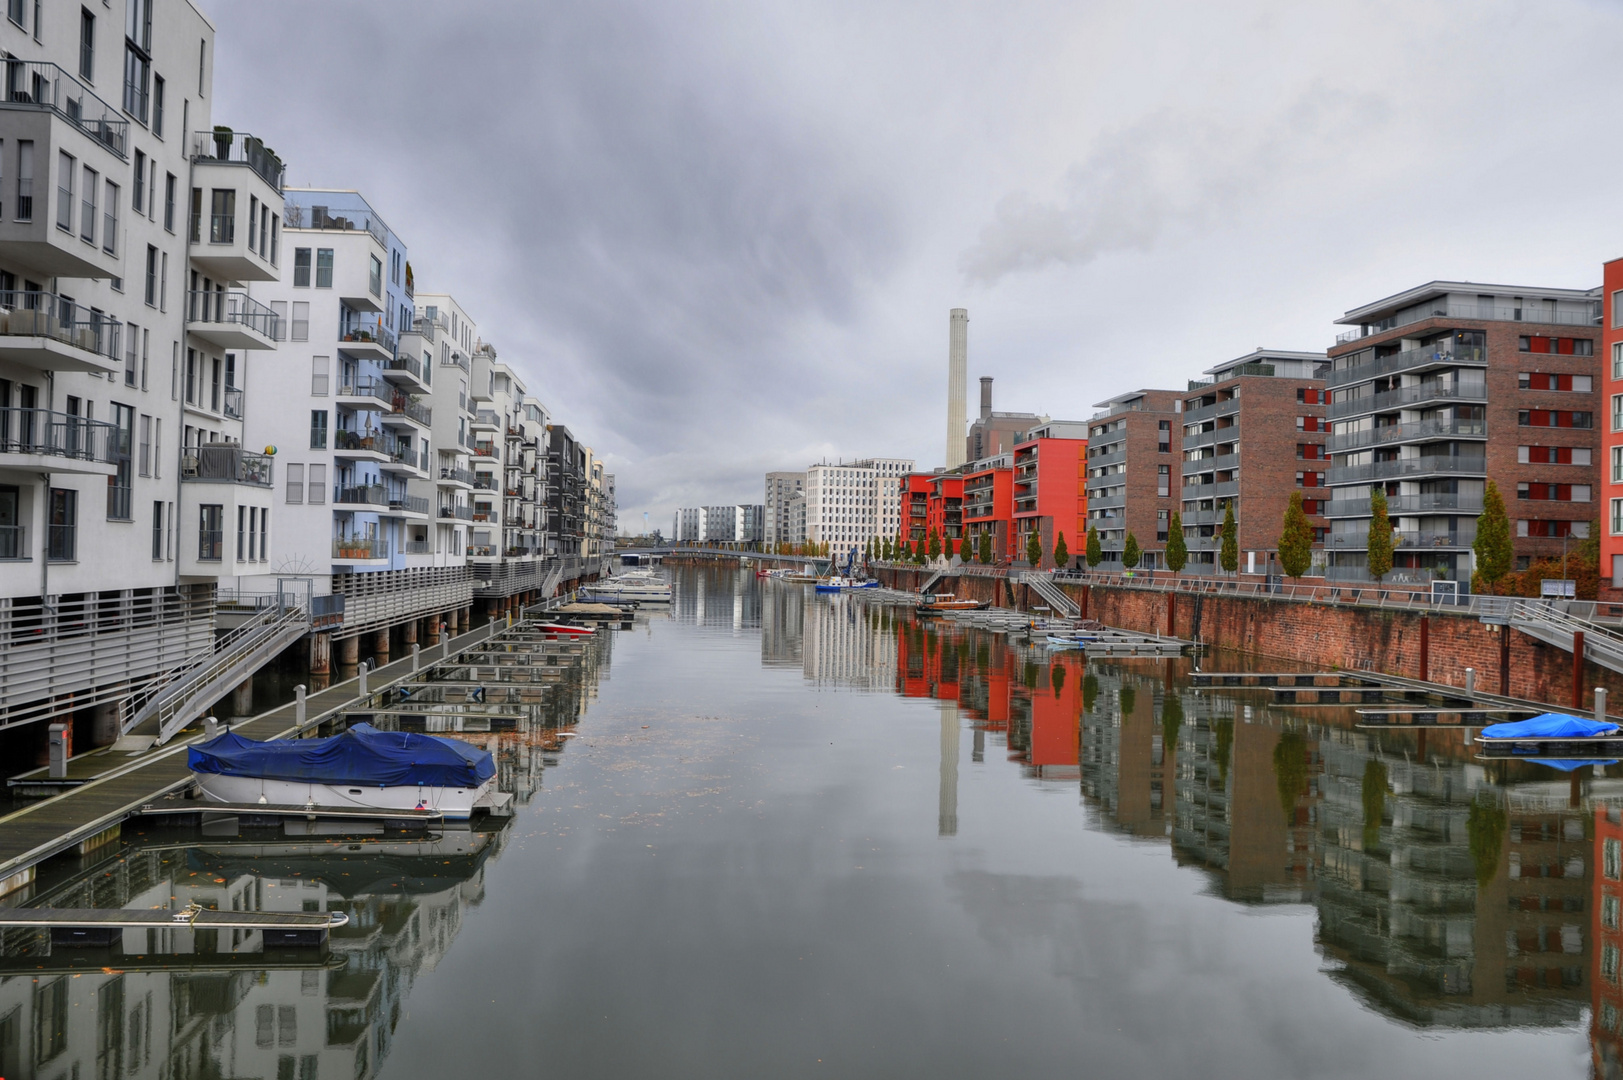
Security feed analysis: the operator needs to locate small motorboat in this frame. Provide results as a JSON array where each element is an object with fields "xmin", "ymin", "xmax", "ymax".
[
  {"xmin": 188, "ymin": 723, "xmax": 497, "ymax": 820},
  {"xmin": 781, "ymin": 572, "xmax": 818, "ymax": 583},
  {"xmin": 918, "ymin": 593, "xmax": 984, "ymax": 614},
  {"xmin": 1476, "ymin": 713, "xmax": 1623, "ymax": 758},
  {"xmin": 530, "ymin": 622, "xmax": 596, "ymax": 637},
  {"xmin": 814, "ymin": 576, "xmax": 880, "ymax": 592}
]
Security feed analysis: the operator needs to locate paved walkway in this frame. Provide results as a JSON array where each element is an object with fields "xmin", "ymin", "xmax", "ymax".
[{"xmin": 0, "ymin": 621, "xmax": 507, "ymax": 888}]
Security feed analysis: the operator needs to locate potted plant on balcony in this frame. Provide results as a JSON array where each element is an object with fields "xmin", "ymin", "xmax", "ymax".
[{"xmin": 213, "ymin": 125, "xmax": 233, "ymax": 160}]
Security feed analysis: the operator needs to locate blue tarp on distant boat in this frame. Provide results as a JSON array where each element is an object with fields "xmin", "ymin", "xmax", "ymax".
[
  {"xmin": 1528, "ymin": 759, "xmax": 1620, "ymax": 772},
  {"xmin": 188, "ymin": 723, "xmax": 495, "ymax": 788},
  {"xmin": 1480, "ymin": 713, "xmax": 1620, "ymax": 739}
]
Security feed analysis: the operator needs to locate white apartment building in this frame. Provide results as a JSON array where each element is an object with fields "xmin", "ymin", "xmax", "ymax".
[
  {"xmin": 804, "ymin": 457, "xmax": 913, "ymax": 554},
  {"xmin": 675, "ymin": 506, "xmax": 704, "ymax": 542},
  {"xmin": 764, "ymin": 470, "xmax": 804, "ymax": 546},
  {"xmin": 404, "ymin": 291, "xmax": 476, "ymax": 567},
  {"xmin": 0, "ymin": 0, "xmax": 282, "ymax": 753}
]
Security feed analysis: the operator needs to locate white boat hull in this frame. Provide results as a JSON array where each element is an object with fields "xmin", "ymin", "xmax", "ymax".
[{"xmin": 193, "ymin": 772, "xmax": 496, "ymax": 821}]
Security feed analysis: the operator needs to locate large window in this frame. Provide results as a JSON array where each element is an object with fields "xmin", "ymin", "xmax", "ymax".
[
  {"xmin": 286, "ymin": 463, "xmax": 304, "ymax": 504},
  {"xmin": 209, "ymin": 188, "xmax": 234, "ymax": 243},
  {"xmin": 107, "ymin": 403, "xmax": 132, "ymax": 519},
  {"xmin": 369, "ymin": 254, "xmax": 382, "ymax": 298},
  {"xmin": 150, "ymin": 500, "xmax": 162, "ymax": 559},
  {"xmin": 310, "ymin": 355, "xmax": 328, "ymax": 395},
  {"xmin": 102, "ymin": 179, "xmax": 117, "ymax": 255},
  {"xmin": 79, "ymin": 165, "xmax": 96, "ymax": 244},
  {"xmin": 198, "ymin": 503, "xmax": 222, "ymax": 560},
  {"xmin": 144, "ymin": 245, "xmax": 157, "ymax": 306},
  {"xmin": 163, "ymin": 173, "xmax": 175, "ymax": 231},
  {"xmin": 315, "ymin": 248, "xmax": 333, "ymax": 288},
  {"xmin": 55, "ymin": 151, "xmax": 74, "ymax": 232},
  {"xmin": 291, "ymin": 301, "xmax": 309, "ymax": 342},
  {"xmin": 16, "ymin": 139, "xmax": 32, "ymax": 221},
  {"xmin": 0, "ymin": 484, "xmax": 18, "ymax": 559},
  {"xmin": 79, "ymin": 7, "xmax": 95, "ymax": 81},
  {"xmin": 307, "ymin": 463, "xmax": 326, "ymax": 504},
  {"xmin": 46, "ymin": 489, "xmax": 77, "ymax": 561},
  {"xmin": 309, "ymin": 409, "xmax": 327, "ymax": 449},
  {"xmin": 122, "ymin": 0, "xmax": 151, "ymax": 123},
  {"xmin": 293, "ymin": 247, "xmax": 311, "ymax": 287}
]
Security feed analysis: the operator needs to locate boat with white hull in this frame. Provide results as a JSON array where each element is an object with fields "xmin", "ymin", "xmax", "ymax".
[{"xmin": 189, "ymin": 723, "xmax": 497, "ymax": 821}]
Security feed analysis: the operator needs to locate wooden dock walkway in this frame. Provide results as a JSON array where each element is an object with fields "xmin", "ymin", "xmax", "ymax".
[{"xmin": 0, "ymin": 619, "xmax": 518, "ymax": 893}]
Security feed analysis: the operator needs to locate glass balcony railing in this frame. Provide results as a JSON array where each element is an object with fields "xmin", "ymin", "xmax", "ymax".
[
  {"xmin": 1326, "ymin": 456, "xmax": 1487, "ymax": 485},
  {"xmin": 334, "ymin": 483, "xmax": 387, "ymax": 506},
  {"xmin": 186, "ymin": 289, "xmax": 281, "ymax": 339},
  {"xmin": 1335, "ymin": 301, "xmax": 1600, "ymax": 345},
  {"xmin": 1326, "ymin": 382, "xmax": 1486, "ymax": 420},
  {"xmin": 1325, "ymin": 417, "xmax": 1486, "ymax": 454},
  {"xmin": 333, "ymin": 537, "xmax": 388, "ymax": 559},
  {"xmin": 387, "ymin": 493, "xmax": 430, "ymax": 515},
  {"xmin": 189, "ymin": 129, "xmax": 285, "ymax": 191},
  {"xmin": 1325, "ymin": 344, "xmax": 1486, "ymax": 389}
]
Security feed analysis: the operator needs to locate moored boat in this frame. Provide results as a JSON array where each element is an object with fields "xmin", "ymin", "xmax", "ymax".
[
  {"xmin": 531, "ymin": 621, "xmax": 596, "ymax": 637},
  {"xmin": 188, "ymin": 723, "xmax": 497, "ymax": 820},
  {"xmin": 918, "ymin": 593, "xmax": 984, "ymax": 614},
  {"xmin": 814, "ymin": 576, "xmax": 880, "ymax": 592},
  {"xmin": 1476, "ymin": 713, "xmax": 1623, "ymax": 758}
]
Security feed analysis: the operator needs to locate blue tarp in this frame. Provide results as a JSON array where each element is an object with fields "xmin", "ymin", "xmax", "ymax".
[
  {"xmin": 1528, "ymin": 759, "xmax": 1619, "ymax": 772},
  {"xmin": 188, "ymin": 723, "xmax": 495, "ymax": 788},
  {"xmin": 1480, "ymin": 713, "xmax": 1620, "ymax": 739}
]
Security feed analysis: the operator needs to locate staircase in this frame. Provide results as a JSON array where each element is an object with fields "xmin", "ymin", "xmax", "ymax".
[
  {"xmin": 1492, "ymin": 599, "xmax": 1623, "ymax": 677},
  {"xmin": 122, "ymin": 603, "xmax": 310, "ymax": 745},
  {"xmin": 541, "ymin": 562, "xmax": 563, "ymax": 600},
  {"xmin": 918, "ymin": 569, "xmax": 946, "ymax": 595},
  {"xmin": 1018, "ymin": 572, "xmax": 1082, "ymax": 618}
]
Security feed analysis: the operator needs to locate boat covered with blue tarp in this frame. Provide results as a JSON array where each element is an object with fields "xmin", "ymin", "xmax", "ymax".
[{"xmin": 1480, "ymin": 714, "xmax": 1619, "ymax": 739}]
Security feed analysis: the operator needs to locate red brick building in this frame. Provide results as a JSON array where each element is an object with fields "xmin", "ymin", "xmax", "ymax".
[
  {"xmin": 1088, "ymin": 390, "xmax": 1183, "ymax": 570},
  {"xmin": 1180, "ymin": 349, "xmax": 1327, "ymax": 576},
  {"xmin": 1603, "ymin": 260, "xmax": 1623, "ymax": 594},
  {"xmin": 1326, "ymin": 281, "xmax": 1601, "ymax": 586}
]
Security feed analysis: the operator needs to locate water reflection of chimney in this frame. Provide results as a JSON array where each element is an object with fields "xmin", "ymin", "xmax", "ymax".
[
  {"xmin": 940, "ymin": 701, "xmax": 960, "ymax": 836},
  {"xmin": 972, "ymin": 726, "xmax": 984, "ymax": 764}
]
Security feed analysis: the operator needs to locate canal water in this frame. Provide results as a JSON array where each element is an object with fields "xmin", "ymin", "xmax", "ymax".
[{"xmin": 3, "ymin": 564, "xmax": 1616, "ymax": 1077}]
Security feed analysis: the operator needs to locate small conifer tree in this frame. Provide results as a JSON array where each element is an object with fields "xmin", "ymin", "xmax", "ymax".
[
  {"xmin": 1367, "ymin": 487, "xmax": 1393, "ymax": 584},
  {"xmin": 978, "ymin": 530, "xmax": 993, "ymax": 565},
  {"xmin": 1086, "ymin": 526, "xmax": 1103, "ymax": 569},
  {"xmin": 1026, "ymin": 529, "xmax": 1043, "ymax": 567},
  {"xmin": 1277, "ymin": 490, "xmax": 1314, "ymax": 581},
  {"xmin": 1219, "ymin": 501, "xmax": 1238, "ymax": 574},
  {"xmin": 1054, "ymin": 531, "xmax": 1069, "ymax": 568},
  {"xmin": 1473, "ymin": 479, "xmax": 1512, "ymax": 593},
  {"xmin": 1165, "ymin": 510, "xmax": 1188, "ymax": 573},
  {"xmin": 1123, "ymin": 532, "xmax": 1141, "ymax": 569}
]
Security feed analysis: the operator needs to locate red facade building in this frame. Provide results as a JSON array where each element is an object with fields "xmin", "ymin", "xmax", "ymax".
[{"xmin": 1012, "ymin": 422, "xmax": 1088, "ymax": 568}]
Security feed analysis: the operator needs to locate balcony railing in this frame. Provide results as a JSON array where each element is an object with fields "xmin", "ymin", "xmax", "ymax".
[
  {"xmin": 1327, "ymin": 456, "xmax": 1486, "ymax": 486},
  {"xmin": 186, "ymin": 289, "xmax": 281, "ymax": 339},
  {"xmin": 388, "ymin": 445, "xmax": 420, "ymax": 470},
  {"xmin": 222, "ymin": 387, "xmax": 243, "ymax": 419},
  {"xmin": 1184, "ymin": 453, "xmax": 1239, "ymax": 475},
  {"xmin": 196, "ymin": 529, "xmax": 223, "ymax": 562},
  {"xmin": 284, "ymin": 202, "xmax": 388, "ymax": 249},
  {"xmin": 404, "ymin": 539, "xmax": 431, "ymax": 554},
  {"xmin": 1326, "ymin": 382, "xmax": 1486, "ymax": 421},
  {"xmin": 1335, "ymin": 301, "xmax": 1600, "ymax": 345},
  {"xmin": 0, "ymin": 523, "xmax": 22, "ymax": 559},
  {"xmin": 473, "ymin": 409, "xmax": 501, "ymax": 428},
  {"xmin": 1325, "ymin": 527, "xmax": 1476, "ymax": 550},
  {"xmin": 335, "ymin": 430, "xmax": 386, "ymax": 454},
  {"xmin": 341, "ymin": 322, "xmax": 397, "ymax": 356},
  {"xmin": 0, "ymin": 407, "xmax": 117, "ymax": 463},
  {"xmin": 391, "ymin": 398, "xmax": 432, "ymax": 426},
  {"xmin": 0, "ymin": 291, "xmax": 121, "ymax": 361},
  {"xmin": 1323, "ymin": 493, "xmax": 1484, "ymax": 518},
  {"xmin": 0, "ymin": 60, "xmax": 129, "ymax": 158},
  {"xmin": 387, "ymin": 493, "xmax": 430, "ymax": 515},
  {"xmin": 1326, "ymin": 417, "xmax": 1486, "ymax": 454},
  {"xmin": 1325, "ymin": 344, "xmax": 1486, "ymax": 389},
  {"xmin": 46, "ymin": 523, "xmax": 75, "ymax": 561},
  {"xmin": 336, "ymin": 377, "xmax": 393, "ymax": 405},
  {"xmin": 439, "ymin": 504, "xmax": 474, "ymax": 521},
  {"xmin": 386, "ymin": 354, "xmax": 423, "ymax": 382},
  {"xmin": 439, "ymin": 466, "xmax": 474, "ymax": 485},
  {"xmin": 472, "ymin": 443, "xmax": 498, "ymax": 459},
  {"xmin": 180, "ymin": 445, "xmax": 274, "ymax": 487},
  {"xmin": 334, "ymin": 483, "xmax": 387, "ymax": 506},
  {"xmin": 189, "ymin": 129, "xmax": 285, "ymax": 192},
  {"xmin": 333, "ymin": 537, "xmax": 389, "ymax": 560}
]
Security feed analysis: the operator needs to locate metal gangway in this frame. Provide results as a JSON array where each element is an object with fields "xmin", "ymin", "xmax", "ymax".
[{"xmin": 1016, "ymin": 571, "xmax": 1082, "ymax": 618}]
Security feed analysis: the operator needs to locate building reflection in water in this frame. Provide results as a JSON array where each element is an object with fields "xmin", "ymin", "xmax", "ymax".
[
  {"xmin": 865, "ymin": 610, "xmax": 1623, "ymax": 1068},
  {"xmin": 0, "ymin": 622, "xmax": 621, "ymax": 1080}
]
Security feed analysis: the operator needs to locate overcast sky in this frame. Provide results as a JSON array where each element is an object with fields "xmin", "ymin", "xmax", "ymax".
[{"xmin": 210, "ymin": 0, "xmax": 1621, "ymax": 533}]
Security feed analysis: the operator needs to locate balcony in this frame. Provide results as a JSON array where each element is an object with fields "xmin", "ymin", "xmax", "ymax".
[
  {"xmin": 1326, "ymin": 417, "xmax": 1487, "ymax": 454},
  {"xmin": 381, "ymin": 398, "xmax": 432, "ymax": 430},
  {"xmin": 472, "ymin": 443, "xmax": 499, "ymax": 460},
  {"xmin": 188, "ymin": 130, "xmax": 284, "ymax": 282},
  {"xmin": 1334, "ymin": 300, "xmax": 1600, "ymax": 345},
  {"xmin": 333, "ymin": 483, "xmax": 389, "ymax": 510},
  {"xmin": 337, "ymin": 322, "xmax": 397, "ymax": 362},
  {"xmin": 1324, "ymin": 526, "xmax": 1476, "ymax": 552},
  {"xmin": 1327, "ymin": 382, "xmax": 1487, "ymax": 421},
  {"xmin": 439, "ymin": 503, "xmax": 474, "ymax": 521},
  {"xmin": 0, "ymin": 292, "xmax": 121, "ymax": 375},
  {"xmin": 1088, "ymin": 490, "xmax": 1127, "ymax": 510},
  {"xmin": 471, "ymin": 410, "xmax": 501, "ymax": 433},
  {"xmin": 1181, "ymin": 422, "xmax": 1240, "ymax": 452},
  {"xmin": 1183, "ymin": 453, "xmax": 1238, "ymax": 476},
  {"xmin": 332, "ymin": 536, "xmax": 389, "ymax": 563},
  {"xmin": 1325, "ymin": 344, "xmax": 1486, "ymax": 389},
  {"xmin": 283, "ymin": 202, "xmax": 388, "ymax": 311},
  {"xmin": 380, "ymin": 445, "xmax": 426, "ymax": 477},
  {"xmin": 1327, "ymin": 456, "xmax": 1487, "ymax": 486},
  {"xmin": 0, "ymin": 407, "xmax": 118, "ymax": 475},
  {"xmin": 1322, "ymin": 493, "xmax": 1484, "ymax": 518},
  {"xmin": 335, "ymin": 377, "xmax": 393, "ymax": 410},
  {"xmin": 185, "ymin": 289, "xmax": 279, "ymax": 350},
  {"xmin": 180, "ymin": 445, "xmax": 274, "ymax": 487},
  {"xmin": 386, "ymin": 493, "xmax": 430, "ymax": 518},
  {"xmin": 1183, "ymin": 480, "xmax": 1239, "ymax": 501},
  {"xmin": 383, "ymin": 354, "xmax": 429, "ymax": 392},
  {"xmin": 1179, "ymin": 508, "xmax": 1229, "ymax": 525},
  {"xmin": 437, "ymin": 466, "xmax": 474, "ymax": 489},
  {"xmin": 333, "ymin": 430, "xmax": 389, "ymax": 462},
  {"xmin": 1182, "ymin": 397, "xmax": 1242, "ymax": 425}
]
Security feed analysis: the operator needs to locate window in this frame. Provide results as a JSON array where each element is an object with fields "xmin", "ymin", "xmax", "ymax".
[
  {"xmin": 1608, "ymin": 837, "xmax": 1622, "ymax": 880},
  {"xmin": 1615, "ymin": 446, "xmax": 1623, "ymax": 484},
  {"xmin": 293, "ymin": 247, "xmax": 310, "ymax": 287},
  {"xmin": 188, "ymin": 186, "xmax": 200, "ymax": 242},
  {"xmin": 309, "ymin": 410, "xmax": 327, "ymax": 449},
  {"xmin": 138, "ymin": 414, "xmax": 150, "ymax": 475},
  {"xmin": 47, "ymin": 488, "xmax": 77, "ymax": 561},
  {"xmin": 198, "ymin": 504, "xmax": 222, "ymax": 560},
  {"xmin": 291, "ymin": 301, "xmax": 309, "ymax": 342},
  {"xmin": 79, "ymin": 7, "xmax": 95, "ymax": 81},
  {"xmin": 123, "ymin": 0, "xmax": 151, "ymax": 122},
  {"xmin": 132, "ymin": 150, "xmax": 145, "ymax": 212},
  {"xmin": 235, "ymin": 505, "xmax": 245, "ymax": 561},
  {"xmin": 123, "ymin": 323, "xmax": 137, "ymax": 385},
  {"xmin": 1608, "ymin": 894, "xmax": 1622, "ymax": 931},
  {"xmin": 1614, "ymin": 291, "xmax": 1623, "ymax": 330},
  {"xmin": 16, "ymin": 139, "xmax": 32, "ymax": 221},
  {"xmin": 307, "ymin": 463, "xmax": 326, "ymax": 504},
  {"xmin": 1520, "ymin": 372, "xmax": 1592, "ymax": 392},
  {"xmin": 247, "ymin": 194, "xmax": 256, "ymax": 250},
  {"xmin": 286, "ymin": 463, "xmax": 304, "ymax": 504},
  {"xmin": 310, "ymin": 356, "xmax": 328, "ymax": 395},
  {"xmin": 102, "ymin": 179, "xmax": 117, "ymax": 254},
  {"xmin": 143, "ymin": 245, "xmax": 157, "ymax": 306},
  {"xmin": 107, "ymin": 403, "xmax": 133, "ymax": 519},
  {"xmin": 209, "ymin": 189, "xmax": 234, "ymax": 243},
  {"xmin": 369, "ymin": 254, "xmax": 382, "ymax": 298},
  {"xmin": 6, "ymin": 0, "xmax": 22, "ymax": 30},
  {"xmin": 151, "ymin": 500, "xmax": 163, "ymax": 559},
  {"xmin": 151, "ymin": 75, "xmax": 163, "ymax": 137},
  {"xmin": 56, "ymin": 152, "xmax": 74, "ymax": 232},
  {"xmin": 162, "ymin": 173, "xmax": 175, "ymax": 231},
  {"xmin": 1614, "ymin": 341, "xmax": 1623, "ymax": 382},
  {"xmin": 315, "ymin": 248, "xmax": 334, "ymax": 288},
  {"xmin": 79, "ymin": 165, "xmax": 96, "ymax": 244},
  {"xmin": 1614, "ymin": 498, "xmax": 1623, "ymax": 537}
]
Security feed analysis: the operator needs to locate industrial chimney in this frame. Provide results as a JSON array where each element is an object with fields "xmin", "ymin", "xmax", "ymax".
[
  {"xmin": 945, "ymin": 309, "xmax": 968, "ymax": 469},
  {"xmin": 979, "ymin": 376, "xmax": 993, "ymax": 423}
]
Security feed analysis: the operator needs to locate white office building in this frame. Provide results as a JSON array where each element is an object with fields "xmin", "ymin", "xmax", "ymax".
[
  {"xmin": 804, "ymin": 457, "xmax": 913, "ymax": 554},
  {"xmin": 764, "ymin": 470, "xmax": 804, "ymax": 547}
]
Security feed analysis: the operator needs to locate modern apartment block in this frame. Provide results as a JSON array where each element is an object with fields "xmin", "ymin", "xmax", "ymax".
[
  {"xmin": 546, "ymin": 418, "xmax": 586, "ymax": 558},
  {"xmin": 1180, "ymin": 349, "xmax": 1327, "ymax": 575},
  {"xmin": 961, "ymin": 454, "xmax": 1014, "ymax": 559},
  {"xmin": 1602, "ymin": 260, "xmax": 1623, "ymax": 594},
  {"xmin": 1012, "ymin": 421, "xmax": 1087, "ymax": 566},
  {"xmin": 805, "ymin": 456, "xmax": 913, "ymax": 554},
  {"xmin": 1325, "ymin": 282, "xmax": 1601, "ymax": 584},
  {"xmin": 763, "ymin": 470, "xmax": 804, "ymax": 547},
  {"xmin": 1087, "ymin": 390, "xmax": 1182, "ymax": 570}
]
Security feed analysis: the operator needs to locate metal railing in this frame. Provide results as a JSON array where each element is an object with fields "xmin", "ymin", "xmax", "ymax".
[
  {"xmin": 404, "ymin": 539, "xmax": 431, "ymax": 554},
  {"xmin": 333, "ymin": 536, "xmax": 389, "ymax": 559},
  {"xmin": 1325, "ymin": 344, "xmax": 1486, "ymax": 388},
  {"xmin": 1327, "ymin": 456, "xmax": 1486, "ymax": 485},
  {"xmin": 0, "ymin": 59, "xmax": 128, "ymax": 158},
  {"xmin": 336, "ymin": 377, "xmax": 393, "ymax": 405},
  {"xmin": 283, "ymin": 201, "xmax": 388, "ymax": 249},
  {"xmin": 390, "ymin": 398, "xmax": 432, "ymax": 426},
  {"xmin": 0, "ymin": 291, "xmax": 121, "ymax": 361},
  {"xmin": 386, "ymin": 354, "xmax": 424, "ymax": 382},
  {"xmin": 334, "ymin": 483, "xmax": 387, "ymax": 506},
  {"xmin": 341, "ymin": 321, "xmax": 397, "ymax": 356},
  {"xmin": 1335, "ymin": 300, "xmax": 1600, "ymax": 345},
  {"xmin": 1184, "ymin": 453, "xmax": 1238, "ymax": 474},
  {"xmin": 439, "ymin": 466, "xmax": 474, "ymax": 485},
  {"xmin": 1327, "ymin": 382, "xmax": 1486, "ymax": 420},
  {"xmin": 473, "ymin": 409, "xmax": 501, "ymax": 428},
  {"xmin": 0, "ymin": 523, "xmax": 22, "ymax": 559},
  {"xmin": 222, "ymin": 387, "xmax": 243, "ymax": 419},
  {"xmin": 0, "ymin": 406, "xmax": 117, "ymax": 463},
  {"xmin": 388, "ymin": 493, "xmax": 431, "ymax": 515},
  {"xmin": 1325, "ymin": 417, "xmax": 1486, "ymax": 454},
  {"xmin": 388, "ymin": 445, "xmax": 421, "ymax": 470},
  {"xmin": 189, "ymin": 129, "xmax": 285, "ymax": 191},
  {"xmin": 1323, "ymin": 493, "xmax": 1483, "ymax": 518},
  {"xmin": 439, "ymin": 504, "xmax": 473, "ymax": 521},
  {"xmin": 1325, "ymin": 527, "xmax": 1476, "ymax": 550},
  {"xmin": 335, "ymin": 430, "xmax": 385, "ymax": 454},
  {"xmin": 196, "ymin": 528, "xmax": 223, "ymax": 561},
  {"xmin": 180, "ymin": 445, "xmax": 274, "ymax": 487},
  {"xmin": 186, "ymin": 289, "xmax": 281, "ymax": 339}
]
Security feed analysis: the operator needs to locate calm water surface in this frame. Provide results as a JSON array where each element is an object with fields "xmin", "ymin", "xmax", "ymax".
[{"xmin": 3, "ymin": 565, "xmax": 1613, "ymax": 1078}]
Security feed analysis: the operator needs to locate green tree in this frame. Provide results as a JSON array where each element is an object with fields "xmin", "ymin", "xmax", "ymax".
[
  {"xmin": 1467, "ymin": 796, "xmax": 1508, "ymax": 887},
  {"xmin": 1160, "ymin": 684, "xmax": 1184, "ymax": 750},
  {"xmin": 1165, "ymin": 510, "xmax": 1188, "ymax": 574},
  {"xmin": 1050, "ymin": 663, "xmax": 1066, "ymax": 697},
  {"xmin": 1472, "ymin": 478, "xmax": 1512, "ymax": 593},
  {"xmin": 1273, "ymin": 730, "xmax": 1308, "ymax": 823},
  {"xmin": 1361, "ymin": 759, "xmax": 1388, "ymax": 853},
  {"xmin": 1367, "ymin": 487, "xmax": 1393, "ymax": 584},
  {"xmin": 978, "ymin": 530, "xmax": 993, "ymax": 565},
  {"xmin": 1122, "ymin": 532, "xmax": 1141, "ymax": 569},
  {"xmin": 1054, "ymin": 531, "xmax": 1069, "ymax": 568},
  {"xmin": 1086, "ymin": 526, "xmax": 1103, "ymax": 569},
  {"xmin": 1026, "ymin": 529, "xmax": 1043, "ymax": 567},
  {"xmin": 1277, "ymin": 490, "xmax": 1314, "ymax": 581},
  {"xmin": 927, "ymin": 527, "xmax": 941, "ymax": 561},
  {"xmin": 882, "ymin": 537, "xmax": 892, "ymax": 561},
  {"xmin": 1219, "ymin": 501, "xmax": 1238, "ymax": 574},
  {"xmin": 1212, "ymin": 717, "xmax": 1234, "ymax": 786},
  {"xmin": 1119, "ymin": 684, "xmax": 1137, "ymax": 717}
]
